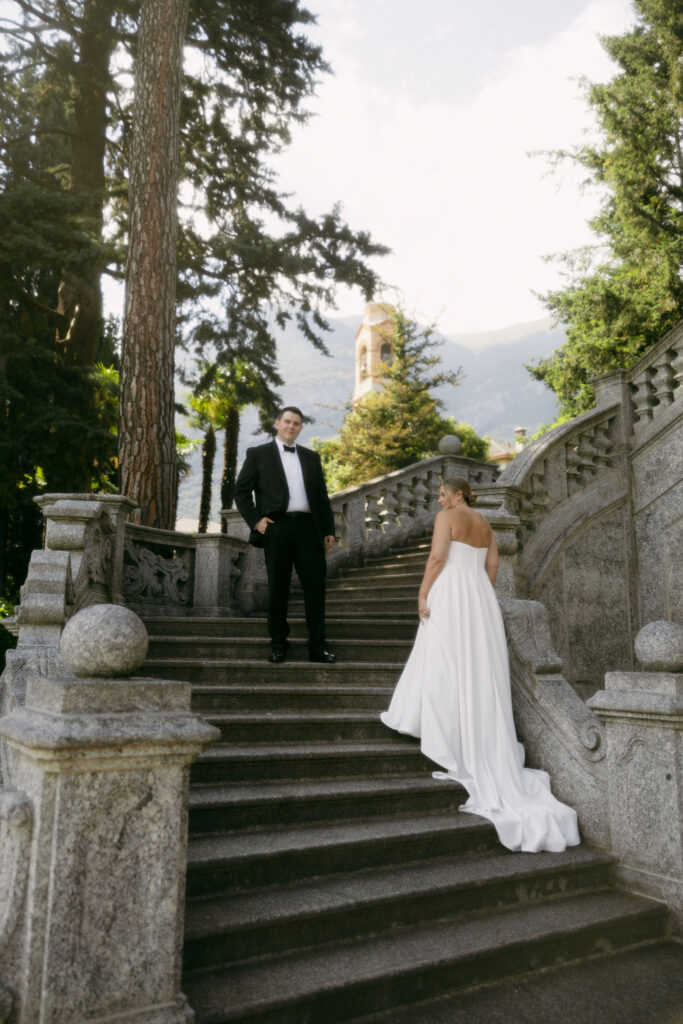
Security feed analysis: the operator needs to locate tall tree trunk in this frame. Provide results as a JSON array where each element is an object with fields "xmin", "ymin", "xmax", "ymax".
[
  {"xmin": 119, "ymin": 0, "xmax": 189, "ymax": 528},
  {"xmin": 198, "ymin": 425, "xmax": 216, "ymax": 534},
  {"xmin": 0, "ymin": 509, "xmax": 7, "ymax": 600},
  {"xmin": 57, "ymin": 0, "xmax": 115, "ymax": 367},
  {"xmin": 220, "ymin": 403, "xmax": 240, "ymax": 531}
]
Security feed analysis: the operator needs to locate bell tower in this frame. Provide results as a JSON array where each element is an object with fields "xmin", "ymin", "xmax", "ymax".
[{"xmin": 353, "ymin": 303, "xmax": 396, "ymax": 404}]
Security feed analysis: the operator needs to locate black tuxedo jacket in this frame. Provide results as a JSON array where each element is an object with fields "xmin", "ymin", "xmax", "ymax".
[{"xmin": 234, "ymin": 440, "xmax": 335, "ymax": 547}]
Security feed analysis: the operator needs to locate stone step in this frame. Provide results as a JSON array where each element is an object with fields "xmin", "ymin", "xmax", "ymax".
[
  {"xmin": 144, "ymin": 659, "xmax": 402, "ymax": 686},
  {"xmin": 324, "ymin": 582, "xmax": 418, "ymax": 597},
  {"xmin": 144, "ymin": 616, "xmax": 416, "ymax": 641},
  {"xmin": 148, "ymin": 636, "xmax": 412, "ymax": 664},
  {"xmin": 365, "ymin": 543, "xmax": 430, "ymax": 564},
  {"xmin": 341, "ymin": 555, "xmax": 428, "ymax": 574},
  {"xmin": 191, "ymin": 684, "xmax": 393, "ymax": 714},
  {"xmin": 183, "ymin": 845, "xmax": 615, "ymax": 972},
  {"xmin": 188, "ymin": 774, "xmax": 465, "ymax": 833},
  {"xmin": 182, "ymin": 890, "xmax": 667, "ymax": 1024},
  {"xmin": 190, "ymin": 740, "xmax": 428, "ymax": 785},
  {"xmin": 185, "ymin": 812, "xmax": 499, "ymax": 898},
  {"xmin": 203, "ymin": 710, "xmax": 392, "ymax": 744},
  {"xmin": 335, "ymin": 569, "xmax": 424, "ymax": 585},
  {"xmin": 350, "ymin": 941, "xmax": 683, "ymax": 1024},
  {"xmin": 289, "ymin": 597, "xmax": 418, "ymax": 616}
]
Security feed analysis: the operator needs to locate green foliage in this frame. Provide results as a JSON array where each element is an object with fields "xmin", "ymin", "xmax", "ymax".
[
  {"xmin": 0, "ymin": 0, "xmax": 387, "ymax": 543},
  {"xmin": 0, "ymin": 0, "xmax": 386, "ymax": 568},
  {"xmin": 531, "ymin": 0, "xmax": 683, "ymax": 417},
  {"xmin": 312, "ymin": 310, "xmax": 487, "ymax": 491},
  {"xmin": 445, "ymin": 420, "xmax": 490, "ymax": 462},
  {"xmin": 0, "ymin": 596, "xmax": 15, "ymax": 673},
  {"xmin": 176, "ymin": 430, "xmax": 200, "ymax": 484}
]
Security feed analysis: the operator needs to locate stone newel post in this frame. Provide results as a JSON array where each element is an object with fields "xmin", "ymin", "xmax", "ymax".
[
  {"xmin": 588, "ymin": 620, "xmax": 683, "ymax": 932},
  {"xmin": 0, "ymin": 604, "xmax": 219, "ymax": 1023}
]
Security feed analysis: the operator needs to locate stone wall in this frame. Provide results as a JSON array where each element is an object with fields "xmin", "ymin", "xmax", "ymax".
[{"xmin": 492, "ymin": 323, "xmax": 682, "ymax": 692}]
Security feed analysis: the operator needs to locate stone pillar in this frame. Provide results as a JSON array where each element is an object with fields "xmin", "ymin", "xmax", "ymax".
[
  {"xmin": 0, "ymin": 604, "xmax": 219, "ymax": 1023},
  {"xmin": 34, "ymin": 493, "xmax": 137, "ymax": 608},
  {"xmin": 474, "ymin": 485, "xmax": 523, "ymax": 597},
  {"xmin": 193, "ymin": 533, "xmax": 246, "ymax": 616},
  {"xmin": 588, "ymin": 620, "xmax": 683, "ymax": 932}
]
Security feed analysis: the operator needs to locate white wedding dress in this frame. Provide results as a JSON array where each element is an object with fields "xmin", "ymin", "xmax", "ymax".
[{"xmin": 380, "ymin": 541, "xmax": 580, "ymax": 853}]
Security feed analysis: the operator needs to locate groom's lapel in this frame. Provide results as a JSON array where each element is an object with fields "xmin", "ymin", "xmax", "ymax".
[
  {"xmin": 268, "ymin": 439, "xmax": 289, "ymax": 498},
  {"xmin": 298, "ymin": 446, "xmax": 314, "ymax": 501}
]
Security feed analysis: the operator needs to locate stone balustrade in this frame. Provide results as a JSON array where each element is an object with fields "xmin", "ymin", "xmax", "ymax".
[
  {"xmin": 482, "ymin": 320, "xmax": 681, "ymax": 690},
  {"xmin": 123, "ymin": 523, "xmax": 245, "ymax": 618},
  {"xmin": 626, "ymin": 320, "xmax": 682, "ymax": 435},
  {"xmin": 225, "ymin": 446, "xmax": 500, "ymax": 612},
  {"xmin": 328, "ymin": 449, "xmax": 498, "ymax": 562}
]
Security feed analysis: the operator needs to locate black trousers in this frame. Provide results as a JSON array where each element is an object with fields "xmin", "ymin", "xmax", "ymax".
[{"xmin": 263, "ymin": 514, "xmax": 327, "ymax": 652}]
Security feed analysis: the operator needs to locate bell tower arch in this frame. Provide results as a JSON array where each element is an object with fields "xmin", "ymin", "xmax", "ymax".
[{"xmin": 353, "ymin": 303, "xmax": 396, "ymax": 404}]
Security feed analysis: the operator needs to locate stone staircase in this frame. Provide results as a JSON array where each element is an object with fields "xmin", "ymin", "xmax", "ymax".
[{"xmin": 143, "ymin": 536, "xmax": 683, "ymax": 1024}]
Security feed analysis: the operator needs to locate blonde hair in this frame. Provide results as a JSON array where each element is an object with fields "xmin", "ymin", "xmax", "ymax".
[{"xmin": 442, "ymin": 476, "xmax": 476, "ymax": 507}]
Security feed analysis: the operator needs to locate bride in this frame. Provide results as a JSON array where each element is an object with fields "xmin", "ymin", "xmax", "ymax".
[{"xmin": 380, "ymin": 476, "xmax": 579, "ymax": 853}]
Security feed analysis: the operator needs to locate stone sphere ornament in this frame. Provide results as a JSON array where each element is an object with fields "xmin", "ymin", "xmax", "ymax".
[
  {"xmin": 634, "ymin": 620, "xmax": 683, "ymax": 673},
  {"xmin": 438, "ymin": 434, "xmax": 463, "ymax": 455},
  {"xmin": 60, "ymin": 603, "xmax": 149, "ymax": 678}
]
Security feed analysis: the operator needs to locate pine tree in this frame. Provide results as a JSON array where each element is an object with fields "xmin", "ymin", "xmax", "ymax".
[
  {"xmin": 0, "ymin": 58, "xmax": 118, "ymax": 598},
  {"xmin": 0, "ymin": 0, "xmax": 387, "ymax": 528},
  {"xmin": 118, "ymin": 0, "xmax": 189, "ymax": 529},
  {"xmin": 531, "ymin": 0, "xmax": 683, "ymax": 417}
]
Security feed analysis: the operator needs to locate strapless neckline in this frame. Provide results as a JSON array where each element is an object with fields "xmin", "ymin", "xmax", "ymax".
[{"xmin": 449, "ymin": 539, "xmax": 488, "ymax": 551}]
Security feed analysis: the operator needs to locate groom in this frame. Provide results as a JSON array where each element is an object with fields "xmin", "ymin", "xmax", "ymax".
[{"xmin": 234, "ymin": 406, "xmax": 337, "ymax": 664}]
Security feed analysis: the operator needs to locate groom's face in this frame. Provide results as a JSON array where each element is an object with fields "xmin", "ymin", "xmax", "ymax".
[{"xmin": 275, "ymin": 411, "xmax": 304, "ymax": 444}]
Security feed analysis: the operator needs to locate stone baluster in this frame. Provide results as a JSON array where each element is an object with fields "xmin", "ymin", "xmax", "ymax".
[
  {"xmin": 565, "ymin": 440, "xmax": 582, "ymax": 490},
  {"xmin": 630, "ymin": 370, "xmax": 657, "ymax": 423},
  {"xmin": 364, "ymin": 492, "xmax": 382, "ymax": 535},
  {"xmin": 0, "ymin": 603, "xmax": 219, "ymax": 1023},
  {"xmin": 411, "ymin": 475, "xmax": 430, "ymax": 520},
  {"xmin": 394, "ymin": 480, "xmax": 414, "ymax": 525},
  {"xmin": 672, "ymin": 345, "xmax": 683, "ymax": 393},
  {"xmin": 652, "ymin": 352, "xmax": 676, "ymax": 407},
  {"xmin": 333, "ymin": 504, "xmax": 347, "ymax": 549},
  {"xmin": 591, "ymin": 420, "xmax": 613, "ymax": 469},
  {"xmin": 529, "ymin": 470, "xmax": 547, "ymax": 513},
  {"xmin": 587, "ymin": 620, "xmax": 683, "ymax": 932},
  {"xmin": 379, "ymin": 487, "xmax": 399, "ymax": 531},
  {"xmin": 576, "ymin": 431, "xmax": 598, "ymax": 481},
  {"xmin": 341, "ymin": 491, "xmax": 368, "ymax": 552},
  {"xmin": 425, "ymin": 470, "xmax": 441, "ymax": 516}
]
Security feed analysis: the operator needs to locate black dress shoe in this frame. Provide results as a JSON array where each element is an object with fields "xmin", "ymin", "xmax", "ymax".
[
  {"xmin": 309, "ymin": 649, "xmax": 336, "ymax": 664},
  {"xmin": 268, "ymin": 648, "xmax": 286, "ymax": 663}
]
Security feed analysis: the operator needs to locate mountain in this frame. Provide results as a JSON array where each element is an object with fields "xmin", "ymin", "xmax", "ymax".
[{"xmin": 176, "ymin": 315, "xmax": 564, "ymax": 525}]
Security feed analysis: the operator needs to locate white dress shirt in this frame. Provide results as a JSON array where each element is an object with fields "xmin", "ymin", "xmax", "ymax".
[{"xmin": 277, "ymin": 441, "xmax": 310, "ymax": 512}]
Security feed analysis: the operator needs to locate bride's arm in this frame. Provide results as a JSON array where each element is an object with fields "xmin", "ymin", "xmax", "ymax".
[
  {"xmin": 418, "ymin": 512, "xmax": 451, "ymax": 620},
  {"xmin": 485, "ymin": 530, "xmax": 499, "ymax": 585}
]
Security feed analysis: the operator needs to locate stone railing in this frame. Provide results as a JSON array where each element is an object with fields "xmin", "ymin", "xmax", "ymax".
[
  {"xmin": 626, "ymin": 320, "xmax": 682, "ymax": 438},
  {"xmin": 0, "ymin": 495, "xmax": 246, "ymax": 784},
  {"xmin": 123, "ymin": 524, "xmax": 245, "ymax": 619},
  {"xmin": 328, "ymin": 448, "xmax": 499, "ymax": 563},
  {"xmin": 0, "ymin": 494, "xmax": 136, "ymax": 763},
  {"xmin": 486, "ymin": 321, "xmax": 682, "ymax": 692},
  {"xmin": 225, "ymin": 445, "xmax": 500, "ymax": 612}
]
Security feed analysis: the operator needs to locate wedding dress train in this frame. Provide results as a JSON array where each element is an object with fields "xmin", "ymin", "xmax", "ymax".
[{"xmin": 380, "ymin": 541, "xmax": 580, "ymax": 853}]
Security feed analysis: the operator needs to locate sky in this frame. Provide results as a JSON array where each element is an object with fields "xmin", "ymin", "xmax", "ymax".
[
  {"xmin": 272, "ymin": 0, "xmax": 637, "ymax": 334},
  {"xmin": 0, "ymin": 0, "xmax": 637, "ymax": 337}
]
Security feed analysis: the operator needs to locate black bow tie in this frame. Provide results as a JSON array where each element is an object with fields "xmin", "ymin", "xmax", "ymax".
[{"xmin": 283, "ymin": 445, "xmax": 296, "ymax": 453}]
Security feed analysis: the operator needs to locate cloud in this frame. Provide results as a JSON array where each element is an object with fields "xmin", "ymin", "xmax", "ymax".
[{"xmin": 274, "ymin": 0, "xmax": 635, "ymax": 332}]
